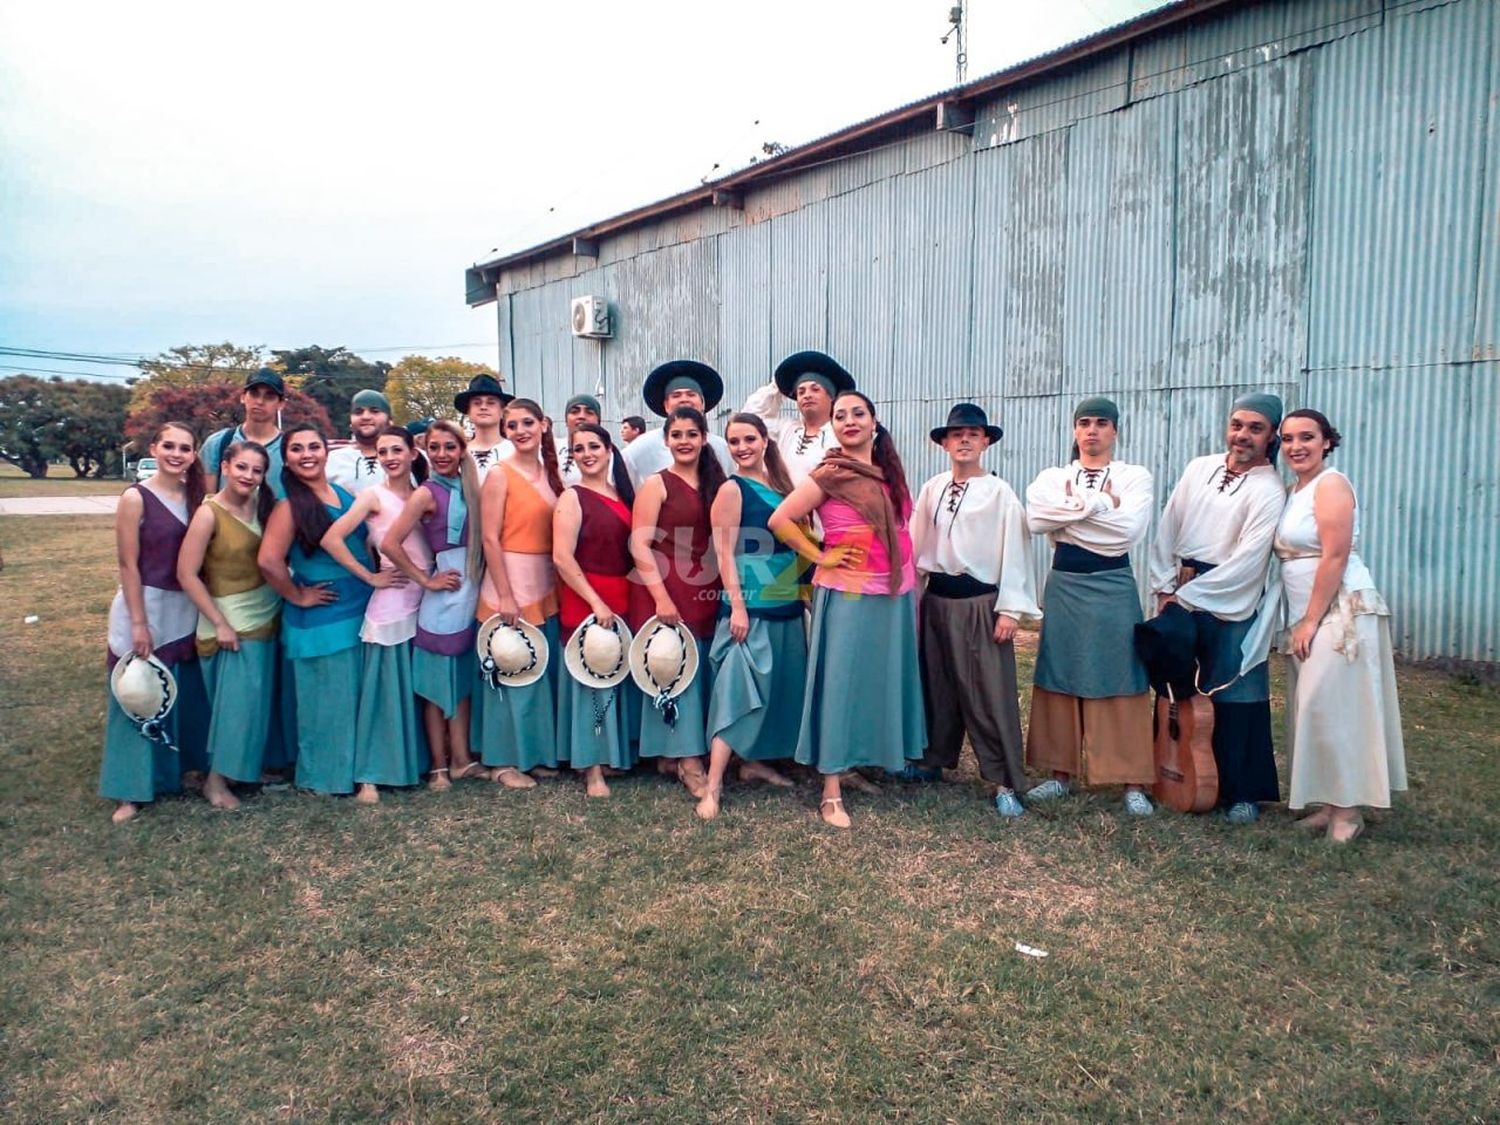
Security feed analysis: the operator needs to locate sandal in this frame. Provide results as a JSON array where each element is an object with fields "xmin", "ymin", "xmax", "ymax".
[
  {"xmin": 492, "ymin": 767, "xmax": 538, "ymax": 790},
  {"xmin": 452, "ymin": 761, "xmax": 490, "ymax": 781},
  {"xmin": 427, "ymin": 768, "xmax": 452, "ymax": 792},
  {"xmin": 820, "ymin": 796, "xmax": 851, "ymax": 830}
]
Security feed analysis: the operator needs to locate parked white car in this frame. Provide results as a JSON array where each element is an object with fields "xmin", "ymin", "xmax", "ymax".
[{"xmin": 133, "ymin": 457, "xmax": 158, "ymax": 483}]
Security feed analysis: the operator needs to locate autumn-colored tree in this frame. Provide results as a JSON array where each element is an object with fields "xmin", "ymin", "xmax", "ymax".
[
  {"xmin": 129, "ymin": 342, "xmax": 266, "ymax": 411},
  {"xmin": 125, "ymin": 381, "xmax": 332, "ymax": 450},
  {"xmin": 384, "ymin": 355, "xmax": 503, "ymax": 423}
]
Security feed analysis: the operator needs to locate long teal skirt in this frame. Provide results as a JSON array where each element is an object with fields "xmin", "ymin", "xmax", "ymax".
[
  {"xmin": 413, "ymin": 647, "xmax": 477, "ymax": 719},
  {"xmin": 795, "ymin": 588, "xmax": 926, "ymax": 774},
  {"xmin": 477, "ymin": 616, "xmax": 562, "ymax": 771},
  {"xmin": 291, "ymin": 646, "xmax": 363, "ymax": 794},
  {"xmin": 557, "ymin": 666, "xmax": 638, "ymax": 770},
  {"xmin": 354, "ymin": 641, "xmax": 428, "ymax": 787},
  {"xmin": 174, "ymin": 658, "xmax": 211, "ymax": 776},
  {"xmin": 262, "ymin": 647, "xmax": 298, "ymax": 771},
  {"xmin": 706, "ymin": 615, "xmax": 807, "ymax": 761},
  {"xmin": 638, "ymin": 637, "xmax": 713, "ymax": 760},
  {"xmin": 98, "ymin": 685, "xmax": 186, "ymax": 804},
  {"xmin": 201, "ymin": 640, "xmax": 275, "ymax": 784}
]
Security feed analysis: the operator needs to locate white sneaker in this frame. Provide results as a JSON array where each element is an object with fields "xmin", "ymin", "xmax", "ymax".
[
  {"xmin": 1123, "ymin": 789, "xmax": 1154, "ymax": 816},
  {"xmin": 1026, "ymin": 779, "xmax": 1069, "ymax": 802}
]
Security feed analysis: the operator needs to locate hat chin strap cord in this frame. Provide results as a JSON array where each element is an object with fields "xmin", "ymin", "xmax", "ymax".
[
  {"xmin": 574, "ymin": 622, "xmax": 626, "ymax": 735},
  {"xmin": 645, "ymin": 625, "xmax": 689, "ymax": 729},
  {"xmin": 130, "ymin": 661, "xmax": 179, "ymax": 753},
  {"xmin": 482, "ymin": 630, "xmax": 538, "ymax": 690}
]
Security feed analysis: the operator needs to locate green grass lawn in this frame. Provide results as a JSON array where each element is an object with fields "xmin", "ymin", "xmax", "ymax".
[
  {"xmin": 0, "ymin": 462, "xmax": 126, "ymax": 498},
  {"xmin": 2, "ymin": 515, "xmax": 1496, "ymax": 1121}
]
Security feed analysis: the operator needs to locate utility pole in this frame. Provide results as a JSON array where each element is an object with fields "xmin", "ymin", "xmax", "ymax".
[{"xmin": 942, "ymin": 4, "xmax": 968, "ymax": 86}]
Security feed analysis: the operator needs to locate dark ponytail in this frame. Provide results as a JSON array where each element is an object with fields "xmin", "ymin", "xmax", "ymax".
[
  {"xmin": 832, "ymin": 392, "xmax": 912, "ymax": 519},
  {"xmin": 572, "ymin": 423, "xmax": 634, "ymax": 508},
  {"xmin": 379, "ymin": 424, "xmax": 428, "ymax": 484},
  {"xmin": 222, "ymin": 439, "xmax": 276, "ymax": 526},
  {"xmin": 281, "ymin": 426, "xmax": 334, "ymax": 554},
  {"xmin": 667, "ymin": 406, "xmax": 723, "ymax": 522}
]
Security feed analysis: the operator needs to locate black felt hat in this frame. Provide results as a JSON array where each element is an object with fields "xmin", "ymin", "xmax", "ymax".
[
  {"xmin": 1133, "ymin": 603, "xmax": 1200, "ymax": 700},
  {"xmin": 772, "ymin": 351, "xmax": 856, "ymax": 399},
  {"xmin": 453, "ymin": 374, "xmax": 513, "ymax": 414},
  {"xmin": 642, "ymin": 360, "xmax": 723, "ymax": 417},
  {"xmin": 930, "ymin": 402, "xmax": 1003, "ymax": 445}
]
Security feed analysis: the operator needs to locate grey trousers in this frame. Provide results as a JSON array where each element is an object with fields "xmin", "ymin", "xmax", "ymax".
[{"xmin": 918, "ymin": 590, "xmax": 1026, "ymax": 789}]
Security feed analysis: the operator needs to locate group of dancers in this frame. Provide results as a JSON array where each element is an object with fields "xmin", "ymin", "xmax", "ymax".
[{"xmin": 100, "ymin": 354, "xmax": 1406, "ymax": 840}]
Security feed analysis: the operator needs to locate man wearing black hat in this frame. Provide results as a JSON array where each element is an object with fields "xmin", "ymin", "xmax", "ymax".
[
  {"xmin": 1148, "ymin": 392, "xmax": 1287, "ymax": 824},
  {"xmin": 202, "ymin": 367, "xmax": 289, "ymax": 498},
  {"xmin": 327, "ymin": 388, "xmax": 393, "ymax": 494},
  {"xmin": 621, "ymin": 360, "xmax": 734, "ymax": 486},
  {"xmin": 910, "ymin": 404, "xmax": 1039, "ymax": 813},
  {"xmin": 742, "ymin": 351, "xmax": 855, "ymax": 483},
  {"xmin": 453, "ymin": 373, "xmax": 514, "ymax": 481}
]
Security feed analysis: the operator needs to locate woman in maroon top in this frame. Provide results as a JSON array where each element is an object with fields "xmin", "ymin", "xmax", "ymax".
[
  {"xmin": 553, "ymin": 423, "xmax": 640, "ymax": 797},
  {"xmin": 629, "ymin": 406, "xmax": 725, "ymax": 796}
]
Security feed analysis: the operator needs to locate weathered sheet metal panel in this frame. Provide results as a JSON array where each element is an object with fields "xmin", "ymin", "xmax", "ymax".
[
  {"xmin": 1308, "ymin": 0, "xmax": 1494, "ymax": 369},
  {"xmin": 769, "ymin": 202, "xmax": 829, "ymax": 360},
  {"xmin": 1172, "ymin": 55, "xmax": 1309, "ymax": 387},
  {"xmin": 716, "ymin": 222, "xmax": 772, "ymax": 391},
  {"xmin": 824, "ymin": 180, "xmax": 897, "ymax": 394},
  {"xmin": 973, "ymin": 51, "xmax": 1131, "ymax": 151}
]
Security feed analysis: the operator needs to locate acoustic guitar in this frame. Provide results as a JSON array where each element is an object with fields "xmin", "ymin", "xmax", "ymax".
[{"xmin": 1152, "ymin": 691, "xmax": 1219, "ymax": 813}]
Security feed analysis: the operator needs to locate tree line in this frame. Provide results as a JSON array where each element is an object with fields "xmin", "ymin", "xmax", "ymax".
[{"xmin": 0, "ymin": 343, "xmax": 502, "ymax": 478}]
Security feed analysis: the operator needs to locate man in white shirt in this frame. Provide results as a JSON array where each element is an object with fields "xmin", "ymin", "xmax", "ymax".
[
  {"xmin": 326, "ymin": 388, "xmax": 391, "ymax": 494},
  {"xmin": 621, "ymin": 360, "xmax": 733, "ymax": 485},
  {"xmin": 1149, "ymin": 391, "xmax": 1286, "ymax": 824},
  {"xmin": 555, "ymin": 393, "xmax": 602, "ymax": 485},
  {"xmin": 1025, "ymin": 396, "xmax": 1157, "ymax": 815},
  {"xmin": 740, "ymin": 350, "xmax": 853, "ymax": 483},
  {"xmin": 453, "ymin": 373, "xmax": 515, "ymax": 482},
  {"xmin": 909, "ymin": 403, "xmax": 1040, "ymax": 812}
]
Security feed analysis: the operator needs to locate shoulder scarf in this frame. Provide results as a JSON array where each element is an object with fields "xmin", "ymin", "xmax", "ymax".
[
  {"xmin": 810, "ymin": 450, "xmax": 903, "ymax": 594},
  {"xmin": 427, "ymin": 471, "xmax": 467, "ymax": 548}
]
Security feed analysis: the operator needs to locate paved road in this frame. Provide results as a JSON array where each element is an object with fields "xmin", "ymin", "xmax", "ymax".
[{"xmin": 0, "ymin": 495, "xmax": 121, "ymax": 516}]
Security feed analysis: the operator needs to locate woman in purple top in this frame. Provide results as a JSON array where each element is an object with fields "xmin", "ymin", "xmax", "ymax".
[
  {"xmin": 100, "ymin": 421, "xmax": 208, "ymax": 823},
  {"xmin": 382, "ymin": 419, "xmax": 486, "ymax": 785}
]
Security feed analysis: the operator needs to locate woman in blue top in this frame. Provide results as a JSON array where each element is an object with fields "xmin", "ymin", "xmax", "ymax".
[
  {"xmin": 257, "ymin": 425, "xmax": 374, "ymax": 795},
  {"xmin": 698, "ymin": 414, "xmax": 809, "ymax": 819}
]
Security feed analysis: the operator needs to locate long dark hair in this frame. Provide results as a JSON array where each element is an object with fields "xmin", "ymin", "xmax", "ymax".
[
  {"xmin": 281, "ymin": 425, "xmax": 336, "ymax": 554},
  {"xmin": 833, "ymin": 391, "xmax": 911, "ymax": 518},
  {"xmin": 664, "ymin": 406, "xmax": 725, "ymax": 522},
  {"xmin": 378, "ymin": 424, "xmax": 427, "ymax": 484},
  {"xmin": 221, "ymin": 439, "xmax": 276, "ymax": 526},
  {"xmin": 150, "ymin": 421, "xmax": 206, "ymax": 512},
  {"xmin": 506, "ymin": 398, "xmax": 565, "ymax": 497},
  {"xmin": 570, "ymin": 423, "xmax": 634, "ymax": 508},
  {"xmin": 726, "ymin": 413, "xmax": 795, "ymax": 496}
]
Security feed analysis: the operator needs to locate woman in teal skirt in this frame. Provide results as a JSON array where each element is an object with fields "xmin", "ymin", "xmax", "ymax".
[
  {"xmin": 321, "ymin": 425, "xmax": 431, "ymax": 800},
  {"xmin": 100, "ymin": 421, "xmax": 207, "ymax": 823},
  {"xmin": 699, "ymin": 414, "xmax": 806, "ymax": 819},
  {"xmin": 257, "ymin": 426, "xmax": 373, "ymax": 795},
  {"xmin": 381, "ymin": 420, "xmax": 486, "ymax": 783},
  {"xmin": 176, "ymin": 439, "xmax": 280, "ymax": 810},
  {"xmin": 553, "ymin": 423, "xmax": 640, "ymax": 797},
  {"xmin": 628, "ymin": 406, "xmax": 726, "ymax": 799},
  {"xmin": 769, "ymin": 390, "xmax": 925, "ymax": 830}
]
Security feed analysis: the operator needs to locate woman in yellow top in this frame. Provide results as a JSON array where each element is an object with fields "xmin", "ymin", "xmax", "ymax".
[{"xmin": 176, "ymin": 440, "xmax": 282, "ymax": 810}]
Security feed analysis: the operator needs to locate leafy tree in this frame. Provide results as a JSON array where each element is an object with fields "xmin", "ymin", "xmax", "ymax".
[
  {"xmin": 272, "ymin": 345, "xmax": 390, "ymax": 428},
  {"xmin": 56, "ymin": 380, "xmax": 131, "ymax": 477},
  {"xmin": 384, "ymin": 355, "xmax": 502, "ymax": 423},
  {"xmin": 0, "ymin": 375, "xmax": 65, "ymax": 477},
  {"xmin": 125, "ymin": 381, "xmax": 332, "ymax": 451},
  {"xmin": 130, "ymin": 342, "xmax": 266, "ymax": 411}
]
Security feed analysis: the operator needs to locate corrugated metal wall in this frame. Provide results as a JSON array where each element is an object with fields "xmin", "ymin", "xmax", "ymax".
[{"xmin": 486, "ymin": 0, "xmax": 1499, "ymax": 663}]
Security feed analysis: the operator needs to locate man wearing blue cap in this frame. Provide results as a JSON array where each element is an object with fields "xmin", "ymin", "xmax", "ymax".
[
  {"xmin": 202, "ymin": 367, "xmax": 289, "ymax": 498},
  {"xmin": 327, "ymin": 388, "xmax": 392, "ymax": 493},
  {"xmin": 1149, "ymin": 392, "xmax": 1287, "ymax": 824}
]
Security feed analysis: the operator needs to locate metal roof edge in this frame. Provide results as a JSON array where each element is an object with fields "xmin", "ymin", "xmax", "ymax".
[{"xmin": 465, "ymin": 0, "xmax": 1244, "ymax": 306}]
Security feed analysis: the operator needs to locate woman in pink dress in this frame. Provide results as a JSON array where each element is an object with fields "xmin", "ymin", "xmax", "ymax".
[{"xmin": 321, "ymin": 426, "xmax": 431, "ymax": 798}]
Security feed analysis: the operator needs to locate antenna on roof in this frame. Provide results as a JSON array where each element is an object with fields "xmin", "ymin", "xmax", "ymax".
[{"xmin": 940, "ymin": 4, "xmax": 968, "ymax": 86}]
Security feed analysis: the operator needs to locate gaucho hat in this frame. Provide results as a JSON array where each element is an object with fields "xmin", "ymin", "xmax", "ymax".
[
  {"xmin": 930, "ymin": 402, "xmax": 1003, "ymax": 445},
  {"xmin": 773, "ymin": 351, "xmax": 855, "ymax": 399},
  {"xmin": 641, "ymin": 360, "xmax": 723, "ymax": 418}
]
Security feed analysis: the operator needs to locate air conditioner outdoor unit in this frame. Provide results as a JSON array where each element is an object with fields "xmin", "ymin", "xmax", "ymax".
[{"xmin": 570, "ymin": 296, "xmax": 611, "ymax": 338}]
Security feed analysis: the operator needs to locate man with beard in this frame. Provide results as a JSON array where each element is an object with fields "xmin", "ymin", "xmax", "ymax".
[
  {"xmin": 1148, "ymin": 392, "xmax": 1287, "ymax": 824},
  {"xmin": 555, "ymin": 393, "xmax": 603, "ymax": 485},
  {"xmin": 326, "ymin": 389, "xmax": 392, "ymax": 493}
]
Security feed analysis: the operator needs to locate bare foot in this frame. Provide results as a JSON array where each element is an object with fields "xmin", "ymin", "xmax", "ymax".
[
  {"xmin": 1295, "ymin": 807, "xmax": 1333, "ymax": 832},
  {"xmin": 696, "ymin": 788, "xmax": 721, "ymax": 820},
  {"xmin": 203, "ymin": 773, "xmax": 241, "ymax": 811},
  {"xmin": 1328, "ymin": 813, "xmax": 1364, "ymax": 845},
  {"xmin": 492, "ymin": 767, "xmax": 538, "ymax": 790},
  {"xmin": 739, "ymin": 761, "xmax": 794, "ymax": 788},
  {"xmin": 427, "ymin": 768, "xmax": 452, "ymax": 792},
  {"xmin": 111, "ymin": 801, "xmax": 139, "ymax": 824},
  {"xmin": 585, "ymin": 768, "xmax": 611, "ymax": 799},
  {"xmin": 530, "ymin": 766, "xmax": 560, "ymax": 779},
  {"xmin": 677, "ymin": 759, "xmax": 708, "ymax": 799},
  {"xmin": 840, "ymin": 771, "xmax": 881, "ymax": 796},
  {"xmin": 820, "ymin": 796, "xmax": 851, "ymax": 830},
  {"xmin": 354, "ymin": 783, "xmax": 380, "ymax": 805},
  {"xmin": 181, "ymin": 770, "xmax": 206, "ymax": 792}
]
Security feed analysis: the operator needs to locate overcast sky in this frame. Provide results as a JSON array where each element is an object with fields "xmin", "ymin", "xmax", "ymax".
[{"xmin": 0, "ymin": 0, "xmax": 1165, "ymax": 384}]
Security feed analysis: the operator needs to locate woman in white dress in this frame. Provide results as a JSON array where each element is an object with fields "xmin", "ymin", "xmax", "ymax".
[{"xmin": 1275, "ymin": 409, "xmax": 1405, "ymax": 844}]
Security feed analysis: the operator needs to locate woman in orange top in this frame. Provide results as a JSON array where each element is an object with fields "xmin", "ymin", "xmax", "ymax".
[{"xmin": 474, "ymin": 398, "xmax": 564, "ymax": 785}]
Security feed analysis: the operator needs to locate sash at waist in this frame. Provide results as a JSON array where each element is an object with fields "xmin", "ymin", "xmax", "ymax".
[
  {"xmin": 925, "ymin": 572, "xmax": 999, "ymax": 599},
  {"xmin": 1053, "ymin": 542, "xmax": 1129, "ymax": 574}
]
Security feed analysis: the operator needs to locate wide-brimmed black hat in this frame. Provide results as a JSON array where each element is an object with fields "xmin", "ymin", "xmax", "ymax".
[
  {"xmin": 453, "ymin": 374, "xmax": 513, "ymax": 414},
  {"xmin": 773, "ymin": 351, "xmax": 856, "ymax": 399},
  {"xmin": 930, "ymin": 402, "xmax": 1003, "ymax": 445},
  {"xmin": 642, "ymin": 360, "xmax": 723, "ymax": 417},
  {"xmin": 1133, "ymin": 603, "xmax": 1200, "ymax": 700}
]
